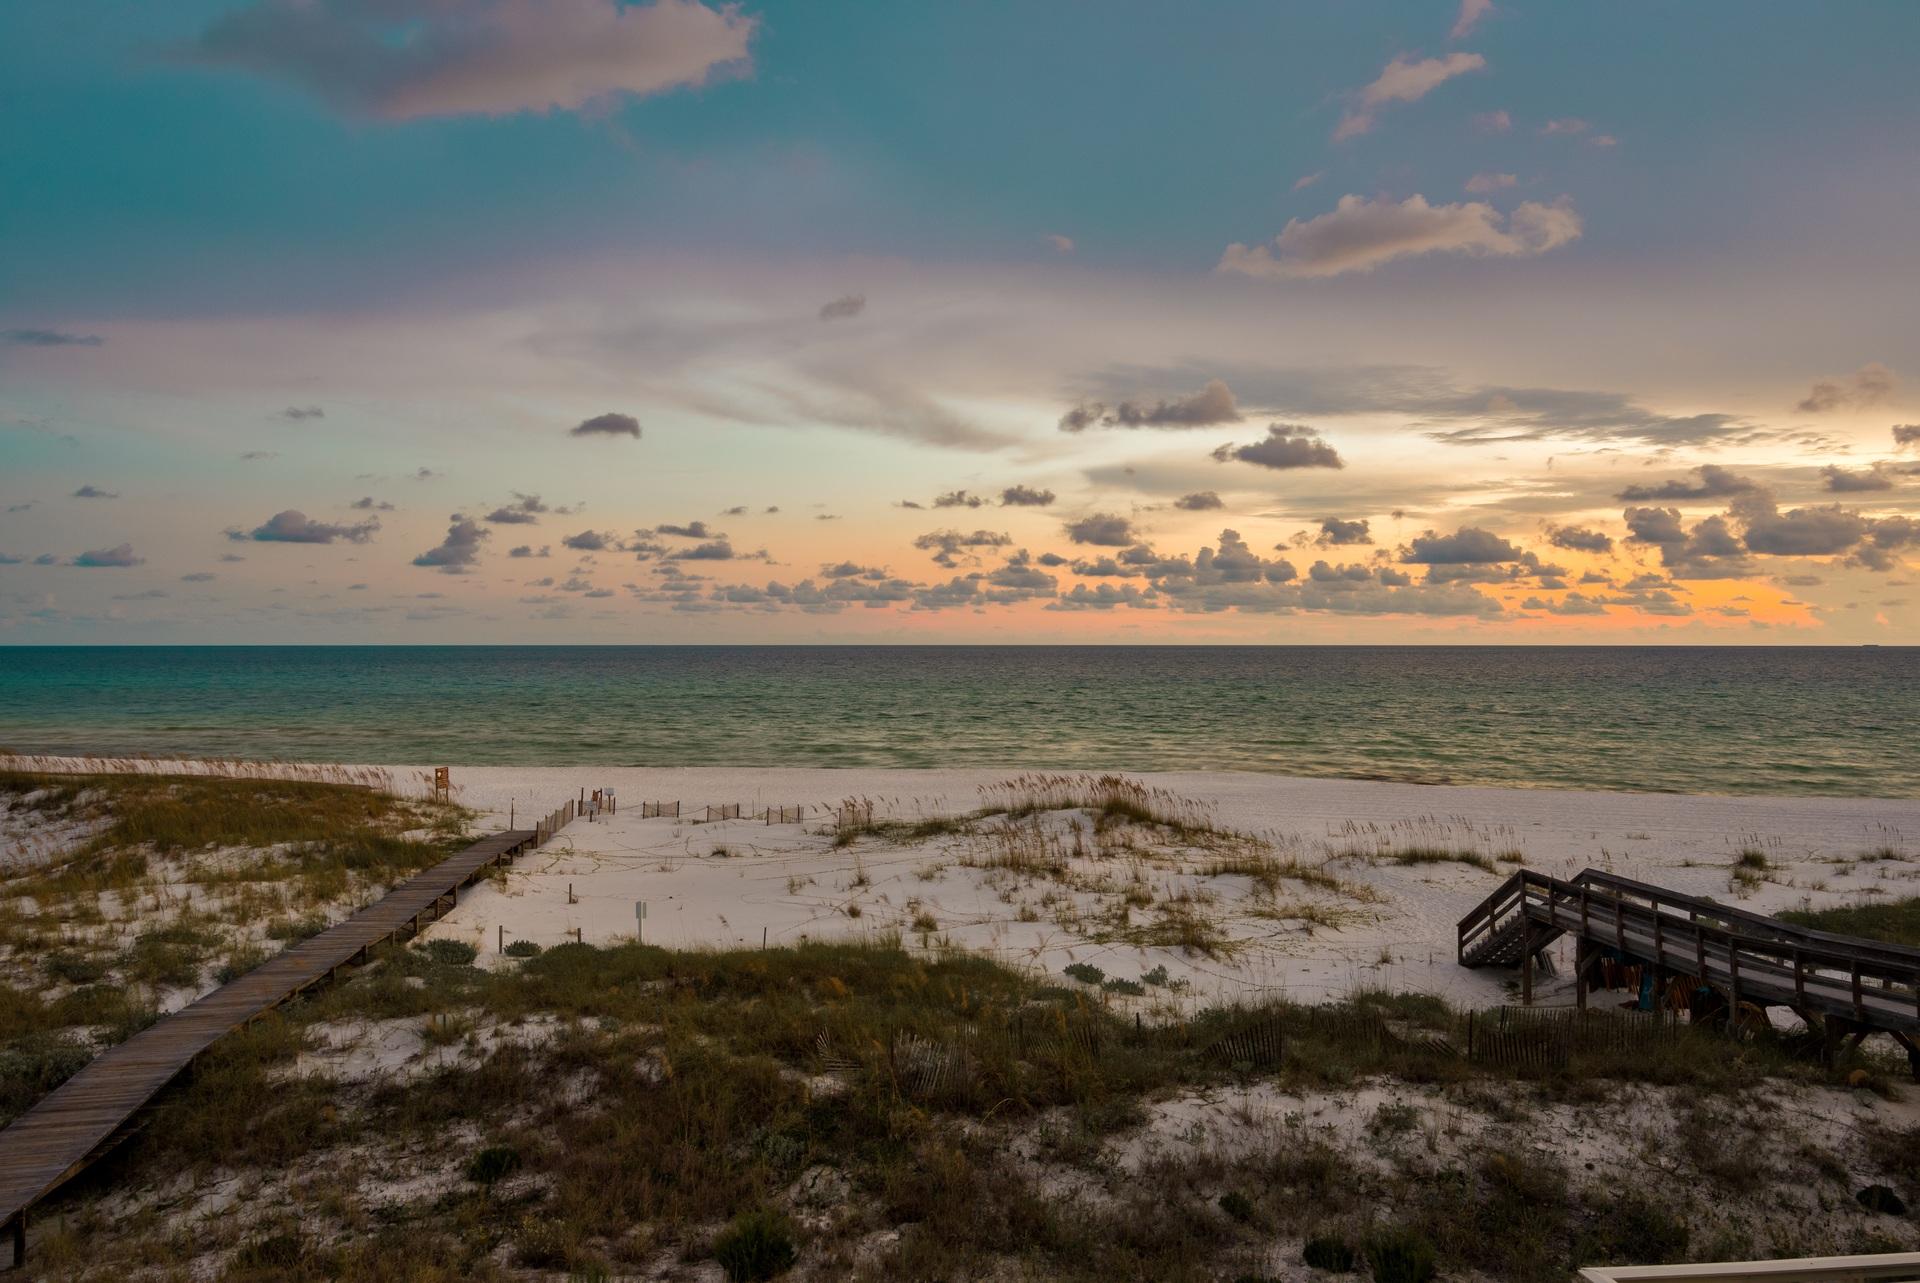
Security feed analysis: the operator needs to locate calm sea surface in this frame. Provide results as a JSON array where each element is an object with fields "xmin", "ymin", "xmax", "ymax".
[{"xmin": 0, "ymin": 646, "xmax": 1912, "ymax": 797}]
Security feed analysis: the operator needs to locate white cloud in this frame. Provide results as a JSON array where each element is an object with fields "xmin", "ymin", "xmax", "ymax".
[
  {"xmin": 1450, "ymin": 0, "xmax": 1495, "ymax": 40},
  {"xmin": 1292, "ymin": 171, "xmax": 1325, "ymax": 192},
  {"xmin": 1334, "ymin": 52, "xmax": 1486, "ymax": 141},
  {"xmin": 186, "ymin": 0, "xmax": 756, "ymax": 121},
  {"xmin": 1464, "ymin": 171, "xmax": 1517, "ymax": 194},
  {"xmin": 1473, "ymin": 109, "xmax": 1512, "ymax": 133},
  {"xmin": 1218, "ymin": 193, "xmax": 1582, "ymax": 279}
]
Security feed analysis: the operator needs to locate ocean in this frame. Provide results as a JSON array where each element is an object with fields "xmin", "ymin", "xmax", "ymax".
[{"xmin": 0, "ymin": 646, "xmax": 1912, "ymax": 797}]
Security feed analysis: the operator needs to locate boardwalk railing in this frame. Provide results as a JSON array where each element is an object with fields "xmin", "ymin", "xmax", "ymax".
[
  {"xmin": 1579, "ymin": 1250, "xmax": 1920, "ymax": 1281},
  {"xmin": 1458, "ymin": 867, "xmax": 1920, "ymax": 1073},
  {"xmin": 2, "ymin": 800, "xmax": 579, "ymax": 1268}
]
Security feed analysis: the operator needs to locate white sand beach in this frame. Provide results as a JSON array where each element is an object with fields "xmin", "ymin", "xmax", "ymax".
[{"xmin": 400, "ymin": 766, "xmax": 1920, "ymax": 1010}]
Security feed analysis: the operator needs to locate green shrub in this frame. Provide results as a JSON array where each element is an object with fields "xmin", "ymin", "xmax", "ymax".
[
  {"xmin": 420, "ymin": 938, "xmax": 478, "ymax": 967},
  {"xmin": 1063, "ymin": 962, "xmax": 1104, "ymax": 986},
  {"xmin": 266, "ymin": 914, "xmax": 329, "ymax": 942},
  {"xmin": 215, "ymin": 945, "xmax": 268, "ymax": 985},
  {"xmin": 1364, "ymin": 1226, "xmax": 1438, "ymax": 1283},
  {"xmin": 466, "ymin": 1143, "xmax": 521, "ymax": 1187},
  {"xmin": 713, "ymin": 1208, "xmax": 798, "ymax": 1282},
  {"xmin": 1103, "ymin": 977, "xmax": 1146, "ymax": 996},
  {"xmin": 1217, "ymin": 1190, "xmax": 1254, "ymax": 1223},
  {"xmin": 1579, "ymin": 1191, "xmax": 1690, "ymax": 1265},
  {"xmin": 1302, "ymin": 1234, "xmax": 1357, "ymax": 1271},
  {"xmin": 42, "ymin": 950, "xmax": 108, "ymax": 985},
  {"xmin": 1141, "ymin": 964, "xmax": 1170, "ymax": 987},
  {"xmin": 0, "ymin": 1032, "xmax": 93, "ymax": 1124},
  {"xmin": 231, "ymin": 1231, "xmax": 306, "ymax": 1269},
  {"xmin": 503, "ymin": 939, "xmax": 542, "ymax": 958}
]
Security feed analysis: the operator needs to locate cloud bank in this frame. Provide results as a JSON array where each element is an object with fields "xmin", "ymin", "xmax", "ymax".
[
  {"xmin": 185, "ymin": 0, "xmax": 756, "ymax": 121},
  {"xmin": 1219, "ymin": 194, "xmax": 1582, "ymax": 278}
]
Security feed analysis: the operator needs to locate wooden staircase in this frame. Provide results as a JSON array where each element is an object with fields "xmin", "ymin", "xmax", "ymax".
[{"xmin": 1458, "ymin": 867, "xmax": 1920, "ymax": 1076}]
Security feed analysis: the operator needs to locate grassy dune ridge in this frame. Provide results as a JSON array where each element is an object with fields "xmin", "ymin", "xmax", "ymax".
[
  {"xmin": 16, "ymin": 933, "xmax": 1918, "ymax": 1282},
  {"xmin": 1, "ymin": 770, "xmax": 469, "ymax": 1125}
]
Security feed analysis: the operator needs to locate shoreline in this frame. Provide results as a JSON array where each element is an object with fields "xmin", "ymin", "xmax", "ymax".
[{"xmin": 5, "ymin": 753, "xmax": 1918, "ymax": 806}]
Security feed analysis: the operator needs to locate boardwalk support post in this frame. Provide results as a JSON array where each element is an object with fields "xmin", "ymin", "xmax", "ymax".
[
  {"xmin": 8, "ymin": 1210, "xmax": 22, "ymax": 1269},
  {"xmin": 1521, "ymin": 929, "xmax": 1535, "ymax": 1006},
  {"xmin": 1892, "ymin": 1030, "xmax": 1920, "ymax": 1081}
]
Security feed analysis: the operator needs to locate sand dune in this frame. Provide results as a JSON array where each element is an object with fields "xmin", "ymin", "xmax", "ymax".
[{"xmin": 414, "ymin": 766, "xmax": 1920, "ymax": 1009}]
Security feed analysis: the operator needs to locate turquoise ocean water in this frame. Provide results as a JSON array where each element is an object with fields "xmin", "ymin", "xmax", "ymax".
[{"xmin": 0, "ymin": 646, "xmax": 1913, "ymax": 797}]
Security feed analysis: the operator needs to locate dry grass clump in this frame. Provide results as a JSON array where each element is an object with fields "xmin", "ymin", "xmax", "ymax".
[
  {"xmin": 1332, "ymin": 816, "xmax": 1519, "ymax": 873},
  {"xmin": 1200, "ymin": 852, "xmax": 1378, "ymax": 902},
  {"xmin": 0, "ymin": 753, "xmax": 395, "ymax": 791},
  {"xmin": 979, "ymin": 774, "xmax": 1257, "ymax": 848}
]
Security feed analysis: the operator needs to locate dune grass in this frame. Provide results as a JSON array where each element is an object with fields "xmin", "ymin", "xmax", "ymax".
[
  {"xmin": 0, "ymin": 769, "xmax": 469, "ymax": 1124},
  {"xmin": 1779, "ymin": 897, "xmax": 1920, "ymax": 948},
  {"xmin": 26, "ymin": 933, "xmax": 1891, "ymax": 1282}
]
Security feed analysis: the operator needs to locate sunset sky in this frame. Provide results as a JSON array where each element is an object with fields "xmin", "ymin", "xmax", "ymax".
[{"xmin": 3, "ymin": 0, "xmax": 1918, "ymax": 643}]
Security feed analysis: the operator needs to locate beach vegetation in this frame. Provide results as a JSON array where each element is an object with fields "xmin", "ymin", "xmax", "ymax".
[
  {"xmin": 1779, "ymin": 896, "xmax": 1920, "ymax": 947},
  {"xmin": 0, "ymin": 767, "xmax": 468, "ymax": 1126},
  {"xmin": 1368, "ymin": 845, "xmax": 1498, "ymax": 873},
  {"xmin": 712, "ymin": 1208, "xmax": 799, "ymax": 1281},
  {"xmin": 465, "ymin": 1142, "xmax": 522, "ymax": 1188},
  {"xmin": 13, "ymin": 934, "xmax": 1916, "ymax": 1280},
  {"xmin": 1364, "ymin": 1226, "xmax": 1439, "ymax": 1283},
  {"xmin": 419, "ymin": 938, "xmax": 478, "ymax": 967}
]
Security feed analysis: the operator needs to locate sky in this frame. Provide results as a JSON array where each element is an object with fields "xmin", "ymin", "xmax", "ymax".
[{"xmin": 3, "ymin": 0, "xmax": 1918, "ymax": 644}]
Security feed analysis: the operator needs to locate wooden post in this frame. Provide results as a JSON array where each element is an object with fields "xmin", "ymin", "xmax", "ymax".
[
  {"xmin": 498, "ymin": 924, "xmax": 504, "ymax": 954},
  {"xmin": 1575, "ymin": 938, "xmax": 1590, "ymax": 1011},
  {"xmin": 1522, "ymin": 930, "xmax": 1535, "ymax": 1006},
  {"xmin": 1727, "ymin": 943, "xmax": 1741, "ymax": 1036},
  {"xmin": 10, "ymin": 1211, "xmax": 23, "ymax": 1268}
]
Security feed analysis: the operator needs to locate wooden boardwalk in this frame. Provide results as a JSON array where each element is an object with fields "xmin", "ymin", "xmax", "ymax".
[
  {"xmin": 2, "ymin": 807, "xmax": 572, "ymax": 1266},
  {"xmin": 1459, "ymin": 867, "xmax": 1920, "ymax": 1073}
]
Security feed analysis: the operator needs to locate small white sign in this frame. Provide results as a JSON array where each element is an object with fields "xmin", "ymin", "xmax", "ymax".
[{"xmin": 635, "ymin": 900, "xmax": 647, "ymax": 920}]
